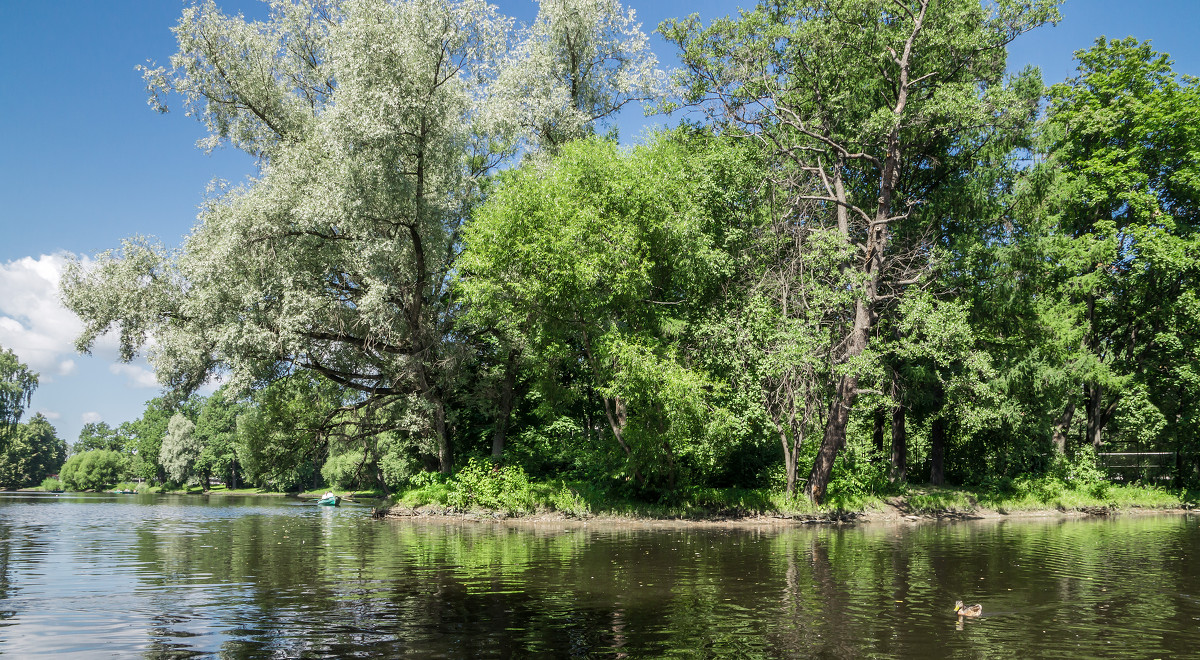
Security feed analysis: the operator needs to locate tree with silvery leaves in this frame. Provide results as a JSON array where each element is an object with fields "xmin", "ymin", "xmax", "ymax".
[{"xmin": 61, "ymin": 0, "xmax": 665, "ymax": 476}]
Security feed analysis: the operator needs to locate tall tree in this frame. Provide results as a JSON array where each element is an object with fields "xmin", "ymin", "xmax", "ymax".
[
  {"xmin": 663, "ymin": 0, "xmax": 1057, "ymax": 501},
  {"xmin": 160, "ymin": 413, "xmax": 202, "ymax": 486},
  {"xmin": 495, "ymin": 0, "xmax": 666, "ymax": 151},
  {"xmin": 74, "ymin": 422, "xmax": 125, "ymax": 454},
  {"xmin": 0, "ymin": 414, "xmax": 67, "ymax": 490},
  {"xmin": 461, "ymin": 135, "xmax": 761, "ymax": 490},
  {"xmin": 1041, "ymin": 37, "xmax": 1200, "ymax": 454},
  {"xmin": 61, "ymin": 0, "xmax": 663, "ymax": 477},
  {"xmin": 0, "ymin": 345, "xmax": 37, "ymax": 437},
  {"xmin": 122, "ymin": 397, "xmax": 178, "ymax": 482},
  {"xmin": 194, "ymin": 389, "xmax": 247, "ymax": 489}
]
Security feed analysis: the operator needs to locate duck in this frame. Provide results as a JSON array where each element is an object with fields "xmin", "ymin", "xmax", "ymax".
[{"xmin": 954, "ymin": 600, "xmax": 982, "ymax": 617}]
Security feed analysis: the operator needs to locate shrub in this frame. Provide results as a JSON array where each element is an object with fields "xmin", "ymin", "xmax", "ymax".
[
  {"xmin": 1050, "ymin": 446, "xmax": 1108, "ymax": 485},
  {"xmin": 60, "ymin": 450, "xmax": 129, "ymax": 491},
  {"xmin": 446, "ymin": 457, "xmax": 535, "ymax": 514}
]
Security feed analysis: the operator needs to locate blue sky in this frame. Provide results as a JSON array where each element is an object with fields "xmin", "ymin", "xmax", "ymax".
[{"xmin": 1, "ymin": 0, "xmax": 1198, "ymax": 446}]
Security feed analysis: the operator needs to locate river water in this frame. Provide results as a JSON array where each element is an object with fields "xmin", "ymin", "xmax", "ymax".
[{"xmin": 0, "ymin": 492, "xmax": 1197, "ymax": 658}]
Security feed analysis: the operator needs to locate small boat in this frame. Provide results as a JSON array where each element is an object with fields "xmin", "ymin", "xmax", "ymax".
[{"xmin": 317, "ymin": 495, "xmax": 341, "ymax": 506}]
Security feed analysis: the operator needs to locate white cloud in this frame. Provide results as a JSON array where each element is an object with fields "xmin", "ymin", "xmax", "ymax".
[
  {"xmin": 109, "ymin": 362, "xmax": 160, "ymax": 389},
  {"xmin": 34, "ymin": 409, "xmax": 61, "ymax": 421},
  {"xmin": 81, "ymin": 411, "xmax": 103, "ymax": 424},
  {"xmin": 0, "ymin": 253, "xmax": 89, "ymax": 375},
  {"xmin": 0, "ymin": 253, "xmax": 132, "ymax": 380}
]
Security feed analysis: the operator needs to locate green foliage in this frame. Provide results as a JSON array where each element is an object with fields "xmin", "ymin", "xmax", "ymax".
[
  {"xmin": 121, "ymin": 398, "xmax": 174, "ymax": 482},
  {"xmin": 60, "ymin": 450, "xmax": 130, "ymax": 491},
  {"xmin": 1049, "ymin": 446, "xmax": 1108, "ymax": 485},
  {"xmin": 320, "ymin": 452, "xmax": 362, "ymax": 491},
  {"xmin": 0, "ymin": 345, "xmax": 37, "ymax": 434},
  {"xmin": 52, "ymin": 0, "xmax": 1200, "ymax": 508},
  {"xmin": 461, "ymin": 133, "xmax": 765, "ymax": 491},
  {"xmin": 445, "ymin": 458, "xmax": 535, "ymax": 514},
  {"xmin": 39, "ymin": 477, "xmax": 62, "ymax": 491},
  {"xmin": 0, "ymin": 414, "xmax": 67, "ymax": 489},
  {"xmin": 74, "ymin": 421, "xmax": 126, "ymax": 454},
  {"xmin": 235, "ymin": 375, "xmax": 332, "ymax": 492},
  {"xmin": 194, "ymin": 389, "xmax": 245, "ymax": 487},
  {"xmin": 826, "ymin": 452, "xmax": 892, "ymax": 503}
]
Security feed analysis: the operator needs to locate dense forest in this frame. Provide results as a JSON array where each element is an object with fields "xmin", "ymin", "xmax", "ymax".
[{"xmin": 49, "ymin": 0, "xmax": 1198, "ymax": 505}]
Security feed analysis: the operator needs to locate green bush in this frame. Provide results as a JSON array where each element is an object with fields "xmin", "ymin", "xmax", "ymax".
[
  {"xmin": 1050, "ymin": 446, "xmax": 1108, "ymax": 485},
  {"xmin": 39, "ymin": 477, "xmax": 62, "ymax": 491},
  {"xmin": 59, "ymin": 450, "xmax": 130, "ymax": 491},
  {"xmin": 446, "ymin": 457, "xmax": 535, "ymax": 514}
]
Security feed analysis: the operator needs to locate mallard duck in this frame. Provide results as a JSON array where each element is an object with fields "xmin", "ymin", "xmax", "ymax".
[{"xmin": 954, "ymin": 600, "xmax": 982, "ymax": 617}]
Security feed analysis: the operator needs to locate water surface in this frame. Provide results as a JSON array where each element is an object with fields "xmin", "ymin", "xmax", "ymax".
[{"xmin": 0, "ymin": 492, "xmax": 1196, "ymax": 658}]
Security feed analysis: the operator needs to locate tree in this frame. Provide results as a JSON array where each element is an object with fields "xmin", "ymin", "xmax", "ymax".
[
  {"xmin": 74, "ymin": 421, "xmax": 125, "ymax": 454},
  {"xmin": 461, "ymin": 134, "xmax": 762, "ymax": 490},
  {"xmin": 495, "ymin": 0, "xmax": 666, "ymax": 151},
  {"xmin": 194, "ymin": 390, "xmax": 246, "ymax": 489},
  {"xmin": 662, "ymin": 0, "xmax": 1058, "ymax": 501},
  {"xmin": 0, "ymin": 414, "xmax": 67, "ymax": 489},
  {"xmin": 235, "ymin": 374, "xmax": 337, "ymax": 491},
  {"xmin": 159, "ymin": 413, "xmax": 202, "ymax": 486},
  {"xmin": 0, "ymin": 345, "xmax": 37, "ymax": 436},
  {"xmin": 1040, "ymin": 37, "xmax": 1200, "ymax": 456},
  {"xmin": 61, "ymin": 0, "xmax": 664, "ymax": 479},
  {"xmin": 122, "ymin": 397, "xmax": 176, "ymax": 482}
]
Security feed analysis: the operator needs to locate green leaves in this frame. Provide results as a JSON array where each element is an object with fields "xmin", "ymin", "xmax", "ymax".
[
  {"xmin": 461, "ymin": 134, "xmax": 759, "ymax": 487},
  {"xmin": 0, "ymin": 345, "xmax": 37, "ymax": 435}
]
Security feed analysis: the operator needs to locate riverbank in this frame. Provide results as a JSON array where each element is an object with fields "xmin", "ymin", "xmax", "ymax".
[
  {"xmin": 26, "ymin": 483, "xmax": 385, "ymax": 500},
  {"xmin": 378, "ymin": 482, "xmax": 1197, "ymax": 526}
]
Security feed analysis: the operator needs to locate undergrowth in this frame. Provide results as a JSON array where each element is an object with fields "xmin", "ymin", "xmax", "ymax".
[{"xmin": 390, "ymin": 454, "xmax": 1190, "ymax": 519}]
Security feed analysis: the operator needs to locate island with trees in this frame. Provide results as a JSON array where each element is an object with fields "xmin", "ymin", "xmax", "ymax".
[{"xmin": 30, "ymin": 0, "xmax": 1196, "ymax": 519}]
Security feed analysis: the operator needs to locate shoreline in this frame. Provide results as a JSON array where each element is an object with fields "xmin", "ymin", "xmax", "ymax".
[{"xmin": 376, "ymin": 500, "xmax": 1195, "ymax": 528}]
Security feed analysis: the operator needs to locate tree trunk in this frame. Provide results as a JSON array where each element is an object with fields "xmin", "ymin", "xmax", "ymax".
[
  {"xmin": 872, "ymin": 407, "xmax": 886, "ymax": 459},
  {"xmin": 434, "ymin": 396, "xmax": 452, "ymax": 474},
  {"xmin": 490, "ymin": 349, "xmax": 520, "ymax": 460},
  {"xmin": 930, "ymin": 416, "xmax": 945, "ymax": 486},
  {"xmin": 779, "ymin": 423, "xmax": 797, "ymax": 497},
  {"xmin": 1086, "ymin": 383, "xmax": 1103, "ymax": 450},
  {"xmin": 890, "ymin": 399, "xmax": 906, "ymax": 485},
  {"xmin": 804, "ymin": 368, "xmax": 859, "ymax": 502},
  {"xmin": 801, "ymin": 0, "xmax": 923, "ymax": 503},
  {"xmin": 803, "ymin": 255, "xmax": 875, "ymax": 501},
  {"xmin": 602, "ymin": 396, "xmax": 643, "ymax": 486},
  {"xmin": 1052, "ymin": 401, "xmax": 1075, "ymax": 454}
]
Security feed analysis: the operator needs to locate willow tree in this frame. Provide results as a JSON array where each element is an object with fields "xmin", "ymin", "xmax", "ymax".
[
  {"xmin": 663, "ymin": 0, "xmax": 1058, "ymax": 501},
  {"xmin": 62, "ymin": 0, "xmax": 662, "ymax": 475},
  {"xmin": 496, "ymin": 0, "xmax": 666, "ymax": 151}
]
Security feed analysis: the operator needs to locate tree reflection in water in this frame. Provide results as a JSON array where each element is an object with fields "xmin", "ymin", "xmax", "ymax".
[{"xmin": 0, "ymin": 494, "xmax": 1195, "ymax": 657}]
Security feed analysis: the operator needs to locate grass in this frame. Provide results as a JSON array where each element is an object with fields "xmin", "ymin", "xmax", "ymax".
[{"xmin": 899, "ymin": 480, "xmax": 1188, "ymax": 515}]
